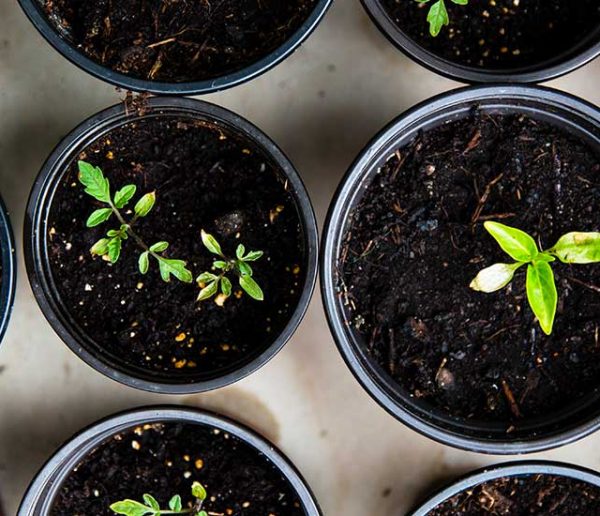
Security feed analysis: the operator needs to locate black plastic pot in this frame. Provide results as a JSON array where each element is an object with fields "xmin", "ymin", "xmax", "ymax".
[
  {"xmin": 321, "ymin": 84, "xmax": 600, "ymax": 454},
  {"xmin": 361, "ymin": 0, "xmax": 600, "ymax": 84},
  {"xmin": 25, "ymin": 96, "xmax": 318, "ymax": 394},
  {"xmin": 18, "ymin": 406, "xmax": 322, "ymax": 515},
  {"xmin": 17, "ymin": 0, "xmax": 332, "ymax": 95},
  {"xmin": 409, "ymin": 460, "xmax": 600, "ymax": 515},
  {"xmin": 0, "ymin": 195, "xmax": 16, "ymax": 348}
]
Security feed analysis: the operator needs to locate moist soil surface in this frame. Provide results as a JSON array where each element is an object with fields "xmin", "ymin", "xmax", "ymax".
[
  {"xmin": 41, "ymin": 0, "xmax": 317, "ymax": 82},
  {"xmin": 382, "ymin": 0, "xmax": 600, "ymax": 70},
  {"xmin": 428, "ymin": 474, "xmax": 600, "ymax": 515},
  {"xmin": 51, "ymin": 421, "xmax": 304, "ymax": 515},
  {"xmin": 47, "ymin": 113, "xmax": 306, "ymax": 381},
  {"xmin": 340, "ymin": 110, "xmax": 600, "ymax": 425}
]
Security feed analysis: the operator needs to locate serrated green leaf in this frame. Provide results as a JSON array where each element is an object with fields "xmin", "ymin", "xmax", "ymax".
[
  {"xmin": 240, "ymin": 274, "xmax": 264, "ymax": 301},
  {"xmin": 221, "ymin": 276, "xmax": 232, "ymax": 297},
  {"xmin": 484, "ymin": 221, "xmax": 539, "ymax": 262},
  {"xmin": 157, "ymin": 258, "xmax": 193, "ymax": 283},
  {"xmin": 236, "ymin": 244, "xmax": 245, "ymax": 260},
  {"xmin": 191, "ymin": 481, "xmax": 207, "ymax": 501},
  {"xmin": 150, "ymin": 241, "xmax": 169, "ymax": 253},
  {"xmin": 201, "ymin": 230, "xmax": 223, "ymax": 256},
  {"xmin": 108, "ymin": 237, "xmax": 122, "ymax": 263},
  {"xmin": 142, "ymin": 494, "xmax": 159, "ymax": 511},
  {"xmin": 134, "ymin": 192, "xmax": 156, "ymax": 218},
  {"xmin": 526, "ymin": 261, "xmax": 557, "ymax": 336},
  {"xmin": 243, "ymin": 250, "xmax": 264, "ymax": 262},
  {"xmin": 114, "ymin": 184, "xmax": 137, "ymax": 209},
  {"xmin": 470, "ymin": 262, "xmax": 523, "ymax": 293},
  {"xmin": 238, "ymin": 261, "xmax": 253, "ymax": 277},
  {"xmin": 550, "ymin": 232, "xmax": 600, "ymax": 264},
  {"xmin": 86, "ymin": 208, "xmax": 113, "ymax": 227},
  {"xmin": 197, "ymin": 280, "xmax": 219, "ymax": 301},
  {"xmin": 196, "ymin": 272, "xmax": 217, "ymax": 284},
  {"xmin": 78, "ymin": 161, "xmax": 111, "ymax": 203},
  {"xmin": 427, "ymin": 0, "xmax": 449, "ymax": 37},
  {"xmin": 90, "ymin": 238, "xmax": 110, "ymax": 256},
  {"xmin": 139, "ymin": 251, "xmax": 149, "ymax": 274},
  {"xmin": 169, "ymin": 494, "xmax": 182, "ymax": 512},
  {"xmin": 109, "ymin": 499, "xmax": 153, "ymax": 516}
]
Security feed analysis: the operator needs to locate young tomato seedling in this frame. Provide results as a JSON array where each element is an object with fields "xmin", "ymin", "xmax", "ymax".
[
  {"xmin": 415, "ymin": 0, "xmax": 469, "ymax": 36},
  {"xmin": 196, "ymin": 230, "xmax": 264, "ymax": 304},
  {"xmin": 110, "ymin": 481, "xmax": 213, "ymax": 516},
  {"xmin": 470, "ymin": 221, "xmax": 600, "ymax": 335},
  {"xmin": 78, "ymin": 161, "xmax": 192, "ymax": 283}
]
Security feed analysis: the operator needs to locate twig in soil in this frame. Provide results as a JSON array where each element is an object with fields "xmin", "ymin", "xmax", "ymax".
[
  {"xmin": 501, "ymin": 379, "xmax": 522, "ymax": 418},
  {"xmin": 463, "ymin": 129, "xmax": 481, "ymax": 154},
  {"xmin": 78, "ymin": 161, "xmax": 193, "ymax": 283},
  {"xmin": 564, "ymin": 275, "xmax": 600, "ymax": 293},
  {"xmin": 470, "ymin": 173, "xmax": 504, "ymax": 224}
]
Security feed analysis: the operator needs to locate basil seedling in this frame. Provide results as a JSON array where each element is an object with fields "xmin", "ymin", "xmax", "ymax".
[
  {"xmin": 415, "ymin": 0, "xmax": 469, "ymax": 36},
  {"xmin": 470, "ymin": 221, "xmax": 600, "ymax": 335}
]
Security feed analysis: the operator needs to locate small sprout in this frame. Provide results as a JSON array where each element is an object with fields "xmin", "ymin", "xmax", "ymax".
[
  {"xmin": 196, "ymin": 230, "xmax": 264, "ymax": 303},
  {"xmin": 470, "ymin": 221, "xmax": 600, "ymax": 335},
  {"xmin": 110, "ymin": 481, "xmax": 210, "ymax": 516},
  {"xmin": 79, "ymin": 161, "xmax": 192, "ymax": 284},
  {"xmin": 415, "ymin": 0, "xmax": 469, "ymax": 37}
]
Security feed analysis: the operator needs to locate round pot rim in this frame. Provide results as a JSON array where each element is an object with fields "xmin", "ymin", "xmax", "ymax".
[
  {"xmin": 18, "ymin": 405, "xmax": 322, "ymax": 515},
  {"xmin": 321, "ymin": 84, "xmax": 600, "ymax": 454},
  {"xmin": 25, "ymin": 96, "xmax": 319, "ymax": 394},
  {"xmin": 0, "ymin": 194, "xmax": 16, "ymax": 347},
  {"xmin": 17, "ymin": 0, "xmax": 333, "ymax": 95},
  {"xmin": 409, "ymin": 460, "xmax": 600, "ymax": 515},
  {"xmin": 360, "ymin": 0, "xmax": 600, "ymax": 84}
]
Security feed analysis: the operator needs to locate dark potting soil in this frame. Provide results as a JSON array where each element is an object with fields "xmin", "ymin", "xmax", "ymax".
[
  {"xmin": 340, "ymin": 111, "xmax": 600, "ymax": 424},
  {"xmin": 51, "ymin": 421, "xmax": 304, "ymax": 515},
  {"xmin": 47, "ymin": 114, "xmax": 306, "ymax": 380},
  {"xmin": 427, "ymin": 474, "xmax": 600, "ymax": 515},
  {"xmin": 382, "ymin": 0, "xmax": 600, "ymax": 70},
  {"xmin": 41, "ymin": 0, "xmax": 317, "ymax": 82}
]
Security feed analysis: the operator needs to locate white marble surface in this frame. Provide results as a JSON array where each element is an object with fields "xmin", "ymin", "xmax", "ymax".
[{"xmin": 0, "ymin": 1, "xmax": 599, "ymax": 514}]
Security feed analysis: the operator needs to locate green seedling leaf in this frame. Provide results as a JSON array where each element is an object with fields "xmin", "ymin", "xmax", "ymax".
[
  {"xmin": 108, "ymin": 237, "xmax": 122, "ymax": 263},
  {"xmin": 134, "ymin": 192, "xmax": 156, "ymax": 218},
  {"xmin": 114, "ymin": 185, "xmax": 137, "ymax": 209},
  {"xmin": 158, "ymin": 258, "xmax": 193, "ymax": 283},
  {"xmin": 484, "ymin": 221, "xmax": 539, "ymax": 262},
  {"xmin": 109, "ymin": 499, "xmax": 153, "ymax": 516},
  {"xmin": 150, "ymin": 241, "xmax": 169, "ymax": 253},
  {"xmin": 469, "ymin": 262, "xmax": 523, "ymax": 293},
  {"xmin": 237, "ymin": 261, "xmax": 253, "ymax": 277},
  {"xmin": 86, "ymin": 207, "xmax": 113, "ymax": 228},
  {"xmin": 240, "ymin": 274, "xmax": 264, "ymax": 301},
  {"xmin": 201, "ymin": 230, "xmax": 223, "ymax": 256},
  {"xmin": 197, "ymin": 512, "xmax": 208, "ymax": 516},
  {"xmin": 191, "ymin": 482, "xmax": 207, "ymax": 501},
  {"xmin": 142, "ymin": 494, "xmax": 159, "ymax": 511},
  {"xmin": 221, "ymin": 276, "xmax": 232, "ymax": 297},
  {"xmin": 236, "ymin": 244, "xmax": 246, "ymax": 260},
  {"xmin": 550, "ymin": 232, "xmax": 600, "ymax": 264},
  {"xmin": 197, "ymin": 280, "xmax": 219, "ymax": 301},
  {"xmin": 78, "ymin": 161, "xmax": 111, "ymax": 203},
  {"xmin": 213, "ymin": 260, "xmax": 228, "ymax": 270},
  {"xmin": 196, "ymin": 272, "xmax": 217, "ymax": 284},
  {"xmin": 526, "ymin": 261, "xmax": 557, "ymax": 336},
  {"xmin": 169, "ymin": 495, "xmax": 182, "ymax": 512},
  {"xmin": 242, "ymin": 250, "xmax": 264, "ymax": 262},
  {"xmin": 427, "ymin": 0, "xmax": 449, "ymax": 37},
  {"xmin": 139, "ymin": 251, "xmax": 149, "ymax": 274},
  {"xmin": 91, "ymin": 238, "xmax": 110, "ymax": 256}
]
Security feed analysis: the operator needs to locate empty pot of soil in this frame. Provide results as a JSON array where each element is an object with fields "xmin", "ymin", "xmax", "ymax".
[
  {"xmin": 17, "ymin": 0, "xmax": 332, "ymax": 94},
  {"xmin": 19, "ymin": 406, "xmax": 321, "ymax": 515},
  {"xmin": 0, "ymin": 194, "xmax": 16, "ymax": 349},
  {"xmin": 362, "ymin": 0, "xmax": 600, "ymax": 83},
  {"xmin": 410, "ymin": 461, "xmax": 600, "ymax": 515},
  {"xmin": 322, "ymin": 85, "xmax": 600, "ymax": 454},
  {"xmin": 25, "ymin": 96, "xmax": 318, "ymax": 393}
]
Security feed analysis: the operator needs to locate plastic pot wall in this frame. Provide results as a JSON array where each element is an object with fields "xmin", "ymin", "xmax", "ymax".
[
  {"xmin": 18, "ymin": 406, "xmax": 322, "ymax": 516},
  {"xmin": 0, "ymin": 194, "xmax": 16, "ymax": 349},
  {"xmin": 321, "ymin": 84, "xmax": 600, "ymax": 454},
  {"xmin": 25, "ymin": 96, "xmax": 318, "ymax": 394}
]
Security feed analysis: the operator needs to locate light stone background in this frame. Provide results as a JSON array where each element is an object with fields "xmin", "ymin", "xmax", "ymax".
[{"xmin": 1, "ymin": 1, "xmax": 599, "ymax": 514}]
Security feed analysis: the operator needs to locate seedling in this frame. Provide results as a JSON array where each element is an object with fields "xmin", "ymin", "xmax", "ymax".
[
  {"xmin": 78, "ymin": 161, "xmax": 192, "ymax": 283},
  {"xmin": 110, "ymin": 481, "xmax": 211, "ymax": 516},
  {"xmin": 415, "ymin": 0, "xmax": 469, "ymax": 37},
  {"xmin": 470, "ymin": 221, "xmax": 600, "ymax": 335},
  {"xmin": 197, "ymin": 230, "xmax": 264, "ymax": 303}
]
